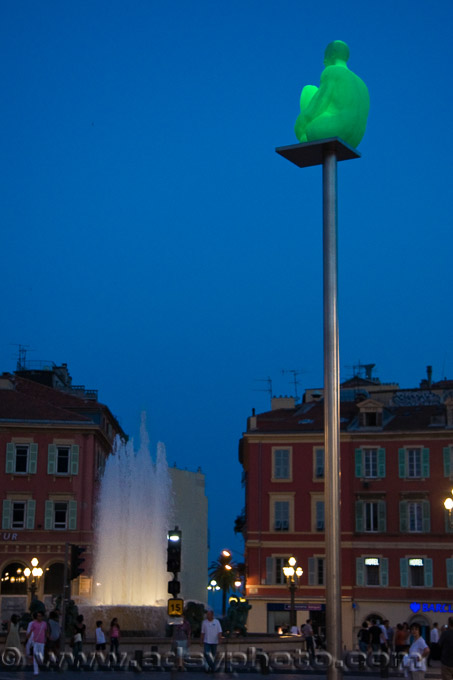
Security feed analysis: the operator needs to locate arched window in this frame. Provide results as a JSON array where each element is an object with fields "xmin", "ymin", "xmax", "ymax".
[
  {"xmin": 44, "ymin": 563, "xmax": 64, "ymax": 595},
  {"xmin": 1, "ymin": 562, "xmax": 27, "ymax": 595}
]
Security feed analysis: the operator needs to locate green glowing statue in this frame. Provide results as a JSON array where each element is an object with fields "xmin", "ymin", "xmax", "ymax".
[{"xmin": 294, "ymin": 40, "xmax": 369, "ymax": 148}]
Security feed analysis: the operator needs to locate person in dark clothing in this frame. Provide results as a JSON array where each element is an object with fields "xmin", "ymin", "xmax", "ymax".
[
  {"xmin": 439, "ymin": 617, "xmax": 453, "ymax": 680},
  {"xmin": 369, "ymin": 618, "xmax": 383, "ymax": 653},
  {"xmin": 358, "ymin": 622, "xmax": 370, "ymax": 654}
]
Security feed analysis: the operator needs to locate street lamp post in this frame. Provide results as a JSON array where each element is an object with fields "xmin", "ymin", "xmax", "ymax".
[
  {"xmin": 23, "ymin": 557, "xmax": 43, "ymax": 604},
  {"xmin": 283, "ymin": 557, "xmax": 303, "ymax": 628}
]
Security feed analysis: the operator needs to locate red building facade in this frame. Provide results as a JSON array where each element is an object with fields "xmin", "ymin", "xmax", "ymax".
[
  {"xmin": 0, "ymin": 363, "xmax": 124, "ymax": 620},
  {"xmin": 239, "ymin": 372, "xmax": 453, "ymax": 645}
]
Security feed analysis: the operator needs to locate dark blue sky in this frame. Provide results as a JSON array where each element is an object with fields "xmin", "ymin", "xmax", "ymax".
[{"xmin": 2, "ymin": 1, "xmax": 453, "ymax": 565}]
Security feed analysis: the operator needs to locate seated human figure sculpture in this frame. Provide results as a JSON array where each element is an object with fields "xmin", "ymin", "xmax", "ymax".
[{"xmin": 294, "ymin": 40, "xmax": 369, "ymax": 149}]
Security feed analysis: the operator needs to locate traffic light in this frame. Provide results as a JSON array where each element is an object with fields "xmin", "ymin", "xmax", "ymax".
[
  {"xmin": 167, "ymin": 527, "xmax": 181, "ymax": 574},
  {"xmin": 70, "ymin": 545, "xmax": 86, "ymax": 580},
  {"xmin": 168, "ymin": 577, "xmax": 180, "ymax": 597}
]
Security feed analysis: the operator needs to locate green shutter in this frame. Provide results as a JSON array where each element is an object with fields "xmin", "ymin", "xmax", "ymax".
[
  {"xmin": 47, "ymin": 445, "xmax": 57, "ymax": 474},
  {"xmin": 44, "ymin": 500, "xmax": 54, "ymax": 530},
  {"xmin": 26, "ymin": 500, "xmax": 36, "ymax": 529},
  {"xmin": 398, "ymin": 449, "xmax": 406, "ymax": 478},
  {"xmin": 425, "ymin": 558, "xmax": 433, "ymax": 587},
  {"xmin": 68, "ymin": 500, "xmax": 77, "ymax": 530},
  {"xmin": 400, "ymin": 501, "xmax": 408, "ymax": 532},
  {"xmin": 71, "ymin": 445, "xmax": 79, "ymax": 475},
  {"xmin": 422, "ymin": 448, "xmax": 430, "ymax": 478},
  {"xmin": 378, "ymin": 500, "xmax": 387, "ymax": 532},
  {"xmin": 6, "ymin": 443, "xmax": 15, "ymax": 474},
  {"xmin": 2, "ymin": 499, "xmax": 11, "ymax": 529},
  {"xmin": 355, "ymin": 501, "xmax": 364, "ymax": 532},
  {"xmin": 29, "ymin": 444, "xmax": 38, "ymax": 474},
  {"xmin": 266, "ymin": 557, "xmax": 273, "ymax": 585},
  {"xmin": 400, "ymin": 558, "xmax": 409, "ymax": 587},
  {"xmin": 356, "ymin": 558, "xmax": 364, "ymax": 586},
  {"xmin": 355, "ymin": 449, "xmax": 363, "ymax": 478},
  {"xmin": 308, "ymin": 557, "xmax": 315, "ymax": 585},
  {"xmin": 378, "ymin": 448, "xmax": 386, "ymax": 478},
  {"xmin": 380, "ymin": 558, "xmax": 389, "ymax": 587},
  {"xmin": 444, "ymin": 447, "xmax": 452, "ymax": 478},
  {"xmin": 446, "ymin": 559, "xmax": 453, "ymax": 588},
  {"xmin": 422, "ymin": 500, "xmax": 431, "ymax": 532}
]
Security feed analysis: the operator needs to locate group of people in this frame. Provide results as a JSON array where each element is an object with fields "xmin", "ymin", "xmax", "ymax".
[
  {"xmin": 3, "ymin": 610, "xmax": 121, "ymax": 675},
  {"xmin": 171, "ymin": 609, "xmax": 223, "ymax": 673}
]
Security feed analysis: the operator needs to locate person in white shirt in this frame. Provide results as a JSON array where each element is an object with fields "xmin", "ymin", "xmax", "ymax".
[
  {"xmin": 201, "ymin": 610, "xmax": 222, "ymax": 673},
  {"xmin": 428, "ymin": 623, "xmax": 440, "ymax": 667}
]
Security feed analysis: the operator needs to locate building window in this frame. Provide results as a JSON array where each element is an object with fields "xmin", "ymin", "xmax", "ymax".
[
  {"xmin": 45, "ymin": 500, "xmax": 77, "ymax": 530},
  {"xmin": 2, "ymin": 499, "xmax": 36, "ymax": 530},
  {"xmin": 5, "ymin": 443, "xmax": 38, "ymax": 475},
  {"xmin": 316, "ymin": 501, "xmax": 325, "ymax": 531},
  {"xmin": 400, "ymin": 557, "xmax": 433, "ymax": 587},
  {"xmin": 356, "ymin": 557, "xmax": 388, "ymax": 587},
  {"xmin": 443, "ymin": 446, "xmax": 453, "ymax": 479},
  {"xmin": 446, "ymin": 558, "xmax": 453, "ymax": 588},
  {"xmin": 1, "ymin": 562, "xmax": 28, "ymax": 595},
  {"xmin": 308, "ymin": 556, "xmax": 325, "ymax": 585},
  {"xmin": 272, "ymin": 448, "xmax": 291, "ymax": 481},
  {"xmin": 355, "ymin": 500, "xmax": 386, "ymax": 532},
  {"xmin": 47, "ymin": 444, "xmax": 79, "ymax": 475},
  {"xmin": 274, "ymin": 501, "xmax": 289, "ymax": 531},
  {"xmin": 400, "ymin": 500, "xmax": 430, "ymax": 533},
  {"xmin": 399, "ymin": 447, "xmax": 430, "ymax": 478},
  {"xmin": 355, "ymin": 448, "xmax": 386, "ymax": 478},
  {"xmin": 265, "ymin": 556, "xmax": 290, "ymax": 585},
  {"xmin": 314, "ymin": 448, "xmax": 324, "ymax": 479},
  {"xmin": 310, "ymin": 494, "xmax": 325, "ymax": 532}
]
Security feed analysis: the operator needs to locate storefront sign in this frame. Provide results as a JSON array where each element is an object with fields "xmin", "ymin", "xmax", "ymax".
[
  {"xmin": 1, "ymin": 533, "xmax": 19, "ymax": 541},
  {"xmin": 410, "ymin": 602, "xmax": 453, "ymax": 613},
  {"xmin": 267, "ymin": 603, "xmax": 325, "ymax": 612}
]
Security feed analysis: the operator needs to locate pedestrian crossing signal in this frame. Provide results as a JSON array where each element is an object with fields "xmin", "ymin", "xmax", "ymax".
[{"xmin": 168, "ymin": 598, "xmax": 184, "ymax": 616}]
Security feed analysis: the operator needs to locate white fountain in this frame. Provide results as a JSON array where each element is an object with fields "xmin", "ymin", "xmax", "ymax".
[{"xmin": 81, "ymin": 415, "xmax": 173, "ymax": 634}]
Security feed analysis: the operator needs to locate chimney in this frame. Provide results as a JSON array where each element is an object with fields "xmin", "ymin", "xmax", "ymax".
[{"xmin": 427, "ymin": 365, "xmax": 433, "ymax": 388}]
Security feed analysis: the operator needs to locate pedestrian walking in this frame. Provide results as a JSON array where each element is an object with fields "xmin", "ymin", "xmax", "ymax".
[
  {"xmin": 109, "ymin": 618, "xmax": 120, "ymax": 656},
  {"xmin": 4, "ymin": 614, "xmax": 21, "ymax": 649},
  {"xmin": 439, "ymin": 616, "xmax": 453, "ymax": 680},
  {"xmin": 25, "ymin": 611, "xmax": 48, "ymax": 676},
  {"xmin": 429, "ymin": 622, "xmax": 440, "ymax": 666},
  {"xmin": 201, "ymin": 610, "xmax": 222, "ymax": 673},
  {"xmin": 95, "ymin": 620, "xmax": 107, "ymax": 652},
  {"xmin": 407, "ymin": 623, "xmax": 429, "ymax": 680},
  {"xmin": 302, "ymin": 619, "xmax": 315, "ymax": 658}
]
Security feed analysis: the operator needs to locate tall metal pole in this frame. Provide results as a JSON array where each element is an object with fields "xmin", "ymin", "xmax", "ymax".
[{"xmin": 323, "ymin": 147, "xmax": 342, "ymax": 680}]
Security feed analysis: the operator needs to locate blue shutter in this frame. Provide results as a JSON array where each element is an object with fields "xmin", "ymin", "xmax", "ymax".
[
  {"xmin": 2, "ymin": 499, "xmax": 11, "ymax": 529},
  {"xmin": 308, "ymin": 557, "xmax": 315, "ymax": 585},
  {"xmin": 424, "ymin": 558, "xmax": 433, "ymax": 587},
  {"xmin": 398, "ymin": 449, "xmax": 406, "ymax": 478},
  {"xmin": 380, "ymin": 558, "xmax": 389, "ymax": 587},
  {"xmin": 400, "ymin": 558, "xmax": 409, "ymax": 587},
  {"xmin": 446, "ymin": 559, "xmax": 453, "ymax": 588},
  {"xmin": 355, "ymin": 449, "xmax": 363, "ymax": 478},
  {"xmin": 26, "ymin": 500, "xmax": 36, "ymax": 529},
  {"xmin": 356, "ymin": 558, "xmax": 364, "ymax": 586},
  {"xmin": 266, "ymin": 557, "xmax": 273, "ymax": 585},
  {"xmin": 422, "ymin": 500, "xmax": 431, "ymax": 532},
  {"xmin": 29, "ymin": 444, "xmax": 38, "ymax": 474},
  {"xmin": 378, "ymin": 501, "xmax": 387, "ymax": 532},
  {"xmin": 44, "ymin": 501, "xmax": 54, "ymax": 530},
  {"xmin": 444, "ymin": 447, "xmax": 452, "ymax": 478},
  {"xmin": 47, "ymin": 445, "xmax": 57, "ymax": 474},
  {"xmin": 355, "ymin": 501, "xmax": 364, "ymax": 532},
  {"xmin": 68, "ymin": 500, "xmax": 77, "ymax": 530},
  {"xmin": 6, "ymin": 443, "xmax": 15, "ymax": 473},
  {"xmin": 422, "ymin": 448, "xmax": 430, "ymax": 478},
  {"xmin": 378, "ymin": 448, "xmax": 386, "ymax": 478},
  {"xmin": 400, "ymin": 501, "xmax": 408, "ymax": 532},
  {"xmin": 71, "ymin": 445, "xmax": 79, "ymax": 475}
]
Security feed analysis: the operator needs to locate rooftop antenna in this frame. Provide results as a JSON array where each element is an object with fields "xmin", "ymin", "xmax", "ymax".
[
  {"xmin": 282, "ymin": 369, "xmax": 304, "ymax": 402},
  {"xmin": 253, "ymin": 377, "xmax": 273, "ymax": 405},
  {"xmin": 345, "ymin": 361, "xmax": 375, "ymax": 381},
  {"xmin": 11, "ymin": 344, "xmax": 32, "ymax": 371}
]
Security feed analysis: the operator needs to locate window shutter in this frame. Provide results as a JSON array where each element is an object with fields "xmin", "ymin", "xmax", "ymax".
[
  {"xmin": 425, "ymin": 558, "xmax": 433, "ymax": 587},
  {"xmin": 71, "ymin": 445, "xmax": 79, "ymax": 475},
  {"xmin": 400, "ymin": 501, "xmax": 408, "ymax": 532},
  {"xmin": 400, "ymin": 558, "xmax": 409, "ymax": 587},
  {"xmin": 44, "ymin": 500, "xmax": 54, "ymax": 530},
  {"xmin": 6, "ymin": 443, "xmax": 15, "ymax": 473},
  {"xmin": 444, "ymin": 447, "xmax": 452, "ymax": 478},
  {"xmin": 422, "ymin": 500, "xmax": 431, "ymax": 532},
  {"xmin": 47, "ymin": 445, "xmax": 57, "ymax": 474},
  {"xmin": 398, "ymin": 449, "xmax": 406, "ymax": 478},
  {"xmin": 356, "ymin": 558, "xmax": 364, "ymax": 586},
  {"xmin": 68, "ymin": 500, "xmax": 77, "ymax": 530},
  {"xmin": 308, "ymin": 557, "xmax": 315, "ymax": 585},
  {"xmin": 447, "ymin": 559, "xmax": 453, "ymax": 588},
  {"xmin": 266, "ymin": 557, "xmax": 274, "ymax": 585},
  {"xmin": 29, "ymin": 444, "xmax": 38, "ymax": 474},
  {"xmin": 422, "ymin": 448, "xmax": 430, "ymax": 478},
  {"xmin": 378, "ymin": 448, "xmax": 386, "ymax": 478},
  {"xmin": 380, "ymin": 558, "xmax": 389, "ymax": 587},
  {"xmin": 378, "ymin": 501, "xmax": 387, "ymax": 532},
  {"xmin": 26, "ymin": 500, "xmax": 36, "ymax": 529},
  {"xmin": 2, "ymin": 499, "xmax": 11, "ymax": 529},
  {"xmin": 316, "ymin": 501, "xmax": 325, "ymax": 530},
  {"xmin": 355, "ymin": 449, "xmax": 363, "ymax": 478},
  {"xmin": 355, "ymin": 501, "xmax": 364, "ymax": 532}
]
